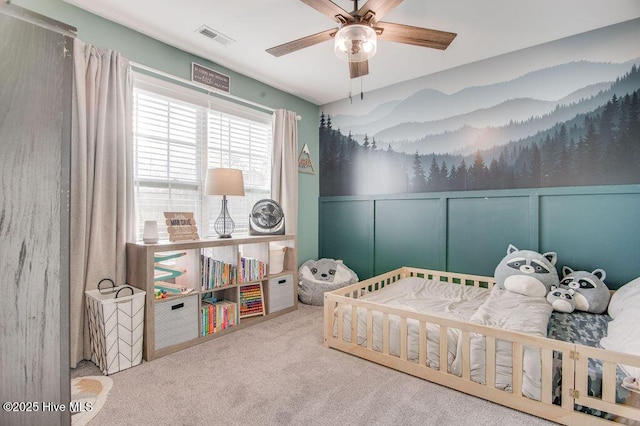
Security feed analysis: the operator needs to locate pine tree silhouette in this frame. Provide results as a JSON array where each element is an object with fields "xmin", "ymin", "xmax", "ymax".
[{"xmin": 411, "ymin": 151, "xmax": 428, "ymax": 192}]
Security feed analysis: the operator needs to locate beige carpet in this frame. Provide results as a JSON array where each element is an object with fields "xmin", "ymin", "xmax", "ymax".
[{"xmin": 73, "ymin": 304, "xmax": 556, "ymax": 425}]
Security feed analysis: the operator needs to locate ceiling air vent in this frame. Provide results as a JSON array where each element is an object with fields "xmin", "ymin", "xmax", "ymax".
[{"xmin": 196, "ymin": 25, "xmax": 235, "ymax": 46}]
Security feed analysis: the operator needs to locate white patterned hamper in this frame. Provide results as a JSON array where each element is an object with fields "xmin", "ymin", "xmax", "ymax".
[{"xmin": 85, "ymin": 279, "xmax": 145, "ymax": 375}]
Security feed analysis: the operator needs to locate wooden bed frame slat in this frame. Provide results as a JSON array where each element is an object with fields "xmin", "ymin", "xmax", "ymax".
[
  {"xmin": 541, "ymin": 348, "xmax": 553, "ymax": 405},
  {"xmin": 602, "ymin": 362, "xmax": 617, "ymax": 404},
  {"xmin": 382, "ymin": 313, "xmax": 390, "ymax": 355},
  {"xmin": 351, "ymin": 305, "xmax": 357, "ymax": 344},
  {"xmin": 439, "ymin": 326, "xmax": 448, "ymax": 373},
  {"xmin": 461, "ymin": 331, "xmax": 471, "ymax": 381},
  {"xmin": 512, "ymin": 342, "xmax": 524, "ymax": 397},
  {"xmin": 400, "ymin": 317, "xmax": 408, "ymax": 361},
  {"xmin": 323, "ymin": 267, "xmax": 640, "ymax": 425},
  {"xmin": 486, "ymin": 336, "xmax": 496, "ymax": 389},
  {"xmin": 561, "ymin": 352, "xmax": 575, "ymax": 413},
  {"xmin": 418, "ymin": 321, "xmax": 427, "ymax": 366},
  {"xmin": 366, "ymin": 309, "xmax": 373, "ymax": 349}
]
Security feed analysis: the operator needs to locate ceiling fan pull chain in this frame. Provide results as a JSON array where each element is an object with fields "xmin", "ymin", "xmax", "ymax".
[
  {"xmin": 360, "ymin": 77, "xmax": 364, "ymax": 100},
  {"xmin": 349, "ymin": 75, "xmax": 354, "ymax": 103}
]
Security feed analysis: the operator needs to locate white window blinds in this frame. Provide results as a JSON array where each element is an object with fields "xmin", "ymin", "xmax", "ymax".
[{"xmin": 132, "ymin": 73, "xmax": 272, "ymax": 240}]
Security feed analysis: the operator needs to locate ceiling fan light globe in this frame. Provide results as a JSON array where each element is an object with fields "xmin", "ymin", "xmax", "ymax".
[
  {"xmin": 336, "ymin": 40, "xmax": 349, "ymax": 52},
  {"xmin": 334, "ymin": 23, "xmax": 377, "ymax": 62},
  {"xmin": 362, "ymin": 42, "xmax": 374, "ymax": 53}
]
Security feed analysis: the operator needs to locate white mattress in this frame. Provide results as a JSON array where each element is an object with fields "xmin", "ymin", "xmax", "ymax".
[
  {"xmin": 452, "ymin": 287, "xmax": 553, "ymax": 400},
  {"xmin": 334, "ymin": 276, "xmax": 490, "ymax": 370}
]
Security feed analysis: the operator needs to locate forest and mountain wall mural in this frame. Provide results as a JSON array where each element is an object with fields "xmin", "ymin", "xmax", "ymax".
[{"xmin": 319, "ymin": 19, "xmax": 640, "ymax": 197}]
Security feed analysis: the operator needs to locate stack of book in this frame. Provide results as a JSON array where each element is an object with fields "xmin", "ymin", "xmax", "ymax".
[
  {"xmin": 239, "ymin": 284, "xmax": 263, "ymax": 317},
  {"xmin": 237, "ymin": 256, "xmax": 266, "ymax": 283},
  {"xmin": 201, "ymin": 297, "xmax": 237, "ymax": 335},
  {"xmin": 201, "ymin": 255, "xmax": 237, "ymax": 290}
]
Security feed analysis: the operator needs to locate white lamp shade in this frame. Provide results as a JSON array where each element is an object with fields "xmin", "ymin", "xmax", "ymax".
[
  {"xmin": 204, "ymin": 168, "xmax": 245, "ymax": 196},
  {"xmin": 334, "ymin": 23, "xmax": 377, "ymax": 62}
]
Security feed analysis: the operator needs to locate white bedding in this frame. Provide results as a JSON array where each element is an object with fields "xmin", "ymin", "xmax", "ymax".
[
  {"xmin": 452, "ymin": 287, "xmax": 552, "ymax": 400},
  {"xmin": 334, "ymin": 277, "xmax": 490, "ymax": 370}
]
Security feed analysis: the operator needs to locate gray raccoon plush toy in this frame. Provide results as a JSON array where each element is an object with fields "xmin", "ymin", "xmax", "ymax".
[
  {"xmin": 494, "ymin": 244, "xmax": 559, "ymax": 297},
  {"xmin": 546, "ymin": 286, "xmax": 576, "ymax": 313},
  {"xmin": 559, "ymin": 266, "xmax": 610, "ymax": 314}
]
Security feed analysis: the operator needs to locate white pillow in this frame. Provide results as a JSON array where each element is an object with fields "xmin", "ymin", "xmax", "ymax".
[
  {"xmin": 600, "ymin": 306, "xmax": 640, "ymax": 380},
  {"xmin": 607, "ymin": 276, "xmax": 640, "ymax": 319}
]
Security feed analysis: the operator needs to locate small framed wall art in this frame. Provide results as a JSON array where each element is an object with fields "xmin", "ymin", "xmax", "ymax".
[{"xmin": 298, "ymin": 143, "xmax": 315, "ymax": 174}]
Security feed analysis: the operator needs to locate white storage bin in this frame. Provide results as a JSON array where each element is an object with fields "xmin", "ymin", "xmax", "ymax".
[
  {"xmin": 269, "ymin": 244, "xmax": 287, "ymax": 275},
  {"xmin": 154, "ymin": 295, "xmax": 198, "ymax": 350},
  {"xmin": 85, "ymin": 279, "xmax": 145, "ymax": 375},
  {"xmin": 267, "ymin": 274, "xmax": 294, "ymax": 314}
]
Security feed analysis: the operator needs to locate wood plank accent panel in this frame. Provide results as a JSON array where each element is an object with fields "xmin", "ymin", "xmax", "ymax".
[
  {"xmin": 447, "ymin": 196, "xmax": 531, "ymax": 275},
  {"xmin": 375, "ymin": 198, "xmax": 443, "ymax": 274},
  {"xmin": 319, "ymin": 199, "xmax": 373, "ymax": 279},
  {"xmin": 319, "ymin": 186, "xmax": 640, "ymax": 288},
  {"xmin": 539, "ymin": 192, "xmax": 640, "ymax": 287},
  {"xmin": 0, "ymin": 4, "xmax": 75, "ymax": 425}
]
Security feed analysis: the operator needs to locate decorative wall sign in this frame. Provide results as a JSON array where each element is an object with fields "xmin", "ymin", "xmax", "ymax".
[
  {"xmin": 191, "ymin": 62, "xmax": 230, "ymax": 93},
  {"xmin": 298, "ymin": 143, "xmax": 315, "ymax": 174},
  {"xmin": 164, "ymin": 212, "xmax": 200, "ymax": 241}
]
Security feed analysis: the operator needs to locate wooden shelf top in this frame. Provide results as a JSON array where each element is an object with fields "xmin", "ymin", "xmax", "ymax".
[{"xmin": 128, "ymin": 234, "xmax": 296, "ymax": 252}]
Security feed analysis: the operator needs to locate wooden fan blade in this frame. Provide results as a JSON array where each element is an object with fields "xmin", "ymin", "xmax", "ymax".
[
  {"xmin": 349, "ymin": 60, "xmax": 369, "ymax": 79},
  {"xmin": 301, "ymin": 0, "xmax": 353, "ymax": 24},
  {"xmin": 376, "ymin": 21, "xmax": 457, "ymax": 50},
  {"xmin": 357, "ymin": 0, "xmax": 403, "ymax": 23},
  {"xmin": 266, "ymin": 28, "xmax": 337, "ymax": 57}
]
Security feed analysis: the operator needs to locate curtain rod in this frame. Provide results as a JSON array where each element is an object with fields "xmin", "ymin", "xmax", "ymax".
[{"xmin": 130, "ymin": 61, "xmax": 277, "ymax": 114}]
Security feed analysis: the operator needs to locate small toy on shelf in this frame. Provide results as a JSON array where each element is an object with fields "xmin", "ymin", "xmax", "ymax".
[
  {"xmin": 154, "ymin": 251, "xmax": 187, "ymax": 282},
  {"xmin": 154, "ymin": 289, "xmax": 168, "ymax": 300}
]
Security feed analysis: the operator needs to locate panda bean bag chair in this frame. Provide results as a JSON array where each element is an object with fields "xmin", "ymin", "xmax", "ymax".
[{"xmin": 298, "ymin": 258, "xmax": 358, "ymax": 306}]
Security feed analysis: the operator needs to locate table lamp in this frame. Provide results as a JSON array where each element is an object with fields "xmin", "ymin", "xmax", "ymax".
[{"xmin": 204, "ymin": 168, "xmax": 245, "ymax": 238}]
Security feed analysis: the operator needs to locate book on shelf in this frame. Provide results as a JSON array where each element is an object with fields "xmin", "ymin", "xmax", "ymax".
[
  {"xmin": 201, "ymin": 254, "xmax": 237, "ymax": 290},
  {"xmin": 201, "ymin": 299, "xmax": 238, "ymax": 335},
  {"xmin": 237, "ymin": 256, "xmax": 266, "ymax": 283}
]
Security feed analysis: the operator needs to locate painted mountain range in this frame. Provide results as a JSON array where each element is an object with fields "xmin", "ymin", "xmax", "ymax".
[
  {"xmin": 330, "ymin": 60, "xmax": 639, "ymax": 156},
  {"xmin": 318, "ymin": 61, "xmax": 640, "ymax": 196}
]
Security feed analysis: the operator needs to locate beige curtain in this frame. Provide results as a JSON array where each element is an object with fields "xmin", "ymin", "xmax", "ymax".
[
  {"xmin": 70, "ymin": 39, "xmax": 134, "ymax": 367},
  {"xmin": 271, "ymin": 109, "xmax": 299, "ymax": 234}
]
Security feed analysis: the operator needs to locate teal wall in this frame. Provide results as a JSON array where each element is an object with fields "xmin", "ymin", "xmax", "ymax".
[
  {"xmin": 13, "ymin": 0, "xmax": 320, "ymax": 264},
  {"xmin": 319, "ymin": 185, "xmax": 640, "ymax": 290}
]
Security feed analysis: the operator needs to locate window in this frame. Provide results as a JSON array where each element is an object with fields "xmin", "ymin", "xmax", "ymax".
[{"xmin": 132, "ymin": 73, "xmax": 272, "ymax": 240}]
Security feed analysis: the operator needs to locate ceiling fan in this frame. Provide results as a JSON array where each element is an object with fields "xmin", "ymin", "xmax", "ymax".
[{"xmin": 266, "ymin": 0, "xmax": 457, "ymax": 79}]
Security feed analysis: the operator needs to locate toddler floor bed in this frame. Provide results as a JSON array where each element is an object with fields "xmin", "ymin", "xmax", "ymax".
[{"xmin": 323, "ymin": 267, "xmax": 640, "ymax": 425}]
